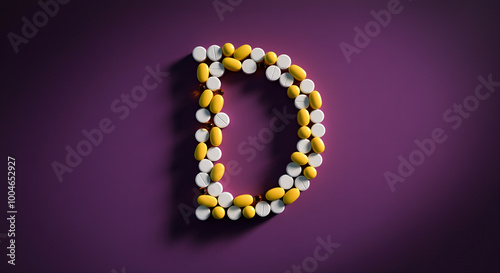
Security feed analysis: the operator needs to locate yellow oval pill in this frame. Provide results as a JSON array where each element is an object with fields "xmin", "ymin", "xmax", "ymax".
[
  {"xmin": 291, "ymin": 151, "xmax": 308, "ymax": 165},
  {"xmin": 289, "ymin": 65, "xmax": 307, "ymax": 81},
  {"xmin": 287, "ymin": 85, "xmax": 300, "ymax": 99},
  {"xmin": 194, "ymin": 142, "xmax": 207, "ymax": 161},
  {"xmin": 209, "ymin": 94, "xmax": 224, "ymax": 114},
  {"xmin": 303, "ymin": 166, "xmax": 317, "ymax": 179},
  {"xmin": 222, "ymin": 57, "xmax": 242, "ymax": 72},
  {"xmin": 283, "ymin": 188, "xmax": 300, "ymax": 205},
  {"xmin": 210, "ymin": 127, "xmax": 222, "ymax": 147},
  {"xmin": 264, "ymin": 51, "xmax": 277, "ymax": 65},
  {"xmin": 197, "ymin": 63, "xmax": 209, "ymax": 83},
  {"xmin": 210, "ymin": 163, "xmax": 225, "ymax": 181},
  {"xmin": 311, "ymin": 137, "xmax": 325, "ymax": 153},
  {"xmin": 222, "ymin": 43, "xmax": 235, "ymax": 57},
  {"xmin": 297, "ymin": 108, "xmax": 310, "ymax": 126},
  {"xmin": 242, "ymin": 205, "xmax": 255, "ymax": 219},
  {"xmin": 199, "ymin": 89, "xmax": 213, "ymax": 108},
  {"xmin": 309, "ymin": 91, "xmax": 322, "ymax": 109},
  {"xmin": 265, "ymin": 187, "xmax": 285, "ymax": 201},
  {"xmin": 233, "ymin": 44, "xmax": 252, "ymax": 61},
  {"xmin": 212, "ymin": 206, "xmax": 225, "ymax": 219},
  {"xmin": 198, "ymin": 195, "xmax": 217, "ymax": 207},
  {"xmin": 298, "ymin": 126, "xmax": 311, "ymax": 139},
  {"xmin": 234, "ymin": 194, "xmax": 253, "ymax": 208}
]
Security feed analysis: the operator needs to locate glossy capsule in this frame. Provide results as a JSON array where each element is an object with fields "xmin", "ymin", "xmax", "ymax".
[
  {"xmin": 298, "ymin": 126, "xmax": 311, "ymax": 139},
  {"xmin": 197, "ymin": 63, "xmax": 209, "ymax": 83},
  {"xmin": 210, "ymin": 127, "xmax": 222, "ymax": 146},
  {"xmin": 311, "ymin": 137, "xmax": 325, "ymax": 153},
  {"xmin": 233, "ymin": 44, "xmax": 252, "ymax": 60},
  {"xmin": 291, "ymin": 152, "xmax": 308, "ymax": 165},
  {"xmin": 283, "ymin": 188, "xmax": 300, "ymax": 205},
  {"xmin": 209, "ymin": 94, "xmax": 224, "ymax": 114},
  {"xmin": 242, "ymin": 205, "xmax": 256, "ymax": 219},
  {"xmin": 194, "ymin": 142, "xmax": 207, "ymax": 161},
  {"xmin": 303, "ymin": 166, "xmax": 317, "ymax": 179},
  {"xmin": 222, "ymin": 57, "xmax": 242, "ymax": 72},
  {"xmin": 289, "ymin": 65, "xmax": 307, "ymax": 81},
  {"xmin": 264, "ymin": 52, "xmax": 277, "ymax": 65},
  {"xmin": 297, "ymin": 109, "xmax": 310, "ymax": 126},
  {"xmin": 210, "ymin": 163, "xmax": 225, "ymax": 181},
  {"xmin": 222, "ymin": 43, "xmax": 235, "ymax": 56},
  {"xmin": 265, "ymin": 187, "xmax": 285, "ymax": 201},
  {"xmin": 198, "ymin": 195, "xmax": 217, "ymax": 207},
  {"xmin": 309, "ymin": 91, "xmax": 322, "ymax": 109},
  {"xmin": 212, "ymin": 206, "xmax": 225, "ymax": 219},
  {"xmin": 234, "ymin": 194, "xmax": 253, "ymax": 207},
  {"xmin": 199, "ymin": 89, "xmax": 213, "ymax": 108},
  {"xmin": 287, "ymin": 85, "xmax": 300, "ymax": 99}
]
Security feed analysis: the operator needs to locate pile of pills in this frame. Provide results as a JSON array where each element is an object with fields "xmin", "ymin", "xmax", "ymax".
[{"xmin": 192, "ymin": 43, "xmax": 325, "ymax": 220}]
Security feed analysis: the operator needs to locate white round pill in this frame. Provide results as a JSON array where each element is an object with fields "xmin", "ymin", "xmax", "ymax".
[
  {"xmin": 192, "ymin": 46, "xmax": 206, "ymax": 62},
  {"xmin": 206, "ymin": 76, "xmax": 221, "ymax": 90},
  {"xmin": 297, "ymin": 139, "xmax": 312, "ymax": 154},
  {"xmin": 195, "ymin": 128, "xmax": 209, "ymax": 142},
  {"xmin": 195, "ymin": 205, "xmax": 211, "ymax": 221},
  {"xmin": 294, "ymin": 94, "xmax": 310, "ymax": 109},
  {"xmin": 195, "ymin": 172, "xmax": 210, "ymax": 187},
  {"xmin": 227, "ymin": 206, "xmax": 242, "ymax": 220},
  {"xmin": 311, "ymin": 123, "xmax": 326, "ymax": 137},
  {"xmin": 300, "ymin": 79, "xmax": 315, "ymax": 94},
  {"xmin": 198, "ymin": 159, "xmax": 213, "ymax": 173},
  {"xmin": 308, "ymin": 153, "xmax": 323, "ymax": 167},
  {"xmin": 266, "ymin": 65, "xmax": 281, "ymax": 81},
  {"xmin": 310, "ymin": 109, "xmax": 325, "ymax": 123},
  {"xmin": 250, "ymin": 47, "xmax": 265, "ymax": 62},
  {"xmin": 242, "ymin": 59, "xmax": 257, "ymax": 74},
  {"xmin": 286, "ymin": 162, "xmax": 302, "ymax": 177},
  {"xmin": 295, "ymin": 176, "xmax": 310, "ymax": 191},
  {"xmin": 218, "ymin": 192, "xmax": 233, "ymax": 208},
  {"xmin": 276, "ymin": 54, "xmax": 291, "ymax": 70},
  {"xmin": 209, "ymin": 62, "xmax": 225, "ymax": 77},
  {"xmin": 255, "ymin": 201, "xmax": 271, "ymax": 217},
  {"xmin": 207, "ymin": 182, "xmax": 223, "ymax": 196},
  {"xmin": 214, "ymin": 112, "xmax": 230, "ymax": 128},
  {"xmin": 271, "ymin": 200, "xmax": 285, "ymax": 214},
  {"xmin": 195, "ymin": 108, "xmax": 211, "ymax": 123},
  {"xmin": 207, "ymin": 45, "xmax": 222, "ymax": 61},
  {"xmin": 207, "ymin": 147, "xmax": 222, "ymax": 161},
  {"xmin": 278, "ymin": 174, "xmax": 294, "ymax": 190},
  {"xmin": 279, "ymin": 73, "xmax": 294, "ymax": 88}
]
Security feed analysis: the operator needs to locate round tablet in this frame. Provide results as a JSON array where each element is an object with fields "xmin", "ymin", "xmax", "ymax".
[
  {"xmin": 207, "ymin": 147, "xmax": 222, "ymax": 161},
  {"xmin": 286, "ymin": 162, "xmax": 302, "ymax": 177},
  {"xmin": 207, "ymin": 45, "xmax": 222, "ymax": 61},
  {"xmin": 310, "ymin": 109, "xmax": 325, "ymax": 123},
  {"xmin": 308, "ymin": 153, "xmax": 323, "ymax": 167},
  {"xmin": 265, "ymin": 65, "xmax": 281, "ymax": 81},
  {"xmin": 295, "ymin": 176, "xmax": 310, "ymax": 191},
  {"xmin": 311, "ymin": 123, "xmax": 326, "ymax": 137},
  {"xmin": 192, "ymin": 46, "xmax": 206, "ymax": 62},
  {"xmin": 214, "ymin": 112, "xmax": 230, "ymax": 128},
  {"xmin": 195, "ymin": 128, "xmax": 209, "ymax": 142},
  {"xmin": 242, "ymin": 59, "xmax": 257, "ymax": 74},
  {"xmin": 250, "ymin": 47, "xmax": 265, "ymax": 62},
  {"xmin": 206, "ymin": 77, "xmax": 221, "ymax": 90},
  {"xmin": 227, "ymin": 206, "xmax": 242, "ymax": 220},
  {"xmin": 278, "ymin": 174, "xmax": 294, "ymax": 190},
  {"xmin": 209, "ymin": 62, "xmax": 225, "ymax": 77},
  {"xmin": 255, "ymin": 201, "xmax": 271, "ymax": 217},
  {"xmin": 300, "ymin": 79, "xmax": 315, "ymax": 94},
  {"xmin": 195, "ymin": 205, "xmax": 211, "ymax": 220},
  {"xmin": 279, "ymin": 73, "xmax": 294, "ymax": 88},
  {"xmin": 198, "ymin": 159, "xmax": 213, "ymax": 173},
  {"xmin": 297, "ymin": 139, "xmax": 312, "ymax": 154},
  {"xmin": 294, "ymin": 94, "xmax": 310, "ymax": 109},
  {"xmin": 270, "ymin": 200, "xmax": 285, "ymax": 214},
  {"xmin": 207, "ymin": 182, "xmax": 223, "ymax": 196},
  {"xmin": 218, "ymin": 192, "xmax": 233, "ymax": 208},
  {"xmin": 195, "ymin": 172, "xmax": 210, "ymax": 187},
  {"xmin": 276, "ymin": 54, "xmax": 291, "ymax": 70},
  {"xmin": 195, "ymin": 108, "xmax": 211, "ymax": 123}
]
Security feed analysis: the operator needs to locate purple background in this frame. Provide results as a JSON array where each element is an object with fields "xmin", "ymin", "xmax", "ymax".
[{"xmin": 1, "ymin": 0, "xmax": 500, "ymax": 272}]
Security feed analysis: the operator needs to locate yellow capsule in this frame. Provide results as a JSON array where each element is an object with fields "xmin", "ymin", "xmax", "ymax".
[
  {"xmin": 265, "ymin": 187, "xmax": 285, "ymax": 201},
  {"xmin": 210, "ymin": 127, "xmax": 222, "ymax": 147},
  {"xmin": 291, "ymin": 152, "xmax": 308, "ymax": 165},
  {"xmin": 194, "ymin": 142, "xmax": 207, "ymax": 161},
  {"xmin": 222, "ymin": 43, "xmax": 235, "ymax": 57},
  {"xmin": 297, "ymin": 108, "xmax": 310, "ymax": 126},
  {"xmin": 199, "ymin": 89, "xmax": 213, "ymax": 108},
  {"xmin": 303, "ymin": 166, "xmax": 317, "ymax": 179},
  {"xmin": 287, "ymin": 85, "xmax": 300, "ymax": 99},
  {"xmin": 283, "ymin": 188, "xmax": 300, "ymax": 205},
  {"xmin": 234, "ymin": 194, "xmax": 253, "ymax": 208},
  {"xmin": 222, "ymin": 57, "xmax": 242, "ymax": 72},
  {"xmin": 311, "ymin": 137, "xmax": 325, "ymax": 153},
  {"xmin": 242, "ymin": 205, "xmax": 255, "ymax": 219},
  {"xmin": 309, "ymin": 91, "xmax": 322, "ymax": 109},
  {"xmin": 289, "ymin": 65, "xmax": 307, "ymax": 81},
  {"xmin": 212, "ymin": 206, "xmax": 225, "ymax": 219},
  {"xmin": 264, "ymin": 51, "xmax": 277, "ymax": 65},
  {"xmin": 210, "ymin": 163, "xmax": 225, "ymax": 181},
  {"xmin": 197, "ymin": 63, "xmax": 209, "ymax": 83},
  {"xmin": 209, "ymin": 94, "xmax": 224, "ymax": 114},
  {"xmin": 298, "ymin": 126, "xmax": 311, "ymax": 139},
  {"xmin": 233, "ymin": 44, "xmax": 252, "ymax": 60},
  {"xmin": 198, "ymin": 195, "xmax": 217, "ymax": 207}
]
